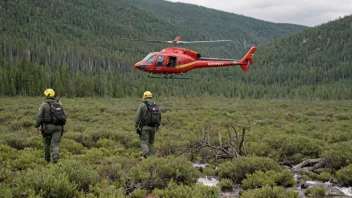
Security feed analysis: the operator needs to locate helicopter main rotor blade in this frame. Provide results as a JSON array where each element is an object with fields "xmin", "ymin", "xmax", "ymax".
[
  {"xmin": 176, "ymin": 40, "xmax": 233, "ymax": 44},
  {"xmin": 116, "ymin": 38, "xmax": 170, "ymax": 44},
  {"xmin": 116, "ymin": 37, "xmax": 233, "ymax": 45}
]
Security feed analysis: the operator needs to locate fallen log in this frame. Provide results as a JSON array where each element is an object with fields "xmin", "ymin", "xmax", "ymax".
[{"xmin": 292, "ymin": 158, "xmax": 325, "ymax": 173}]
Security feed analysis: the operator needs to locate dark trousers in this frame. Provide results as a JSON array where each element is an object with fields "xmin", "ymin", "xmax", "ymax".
[{"xmin": 140, "ymin": 126, "xmax": 156, "ymax": 157}]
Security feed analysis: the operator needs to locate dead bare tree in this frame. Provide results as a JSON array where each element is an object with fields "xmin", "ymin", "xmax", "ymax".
[{"xmin": 176, "ymin": 121, "xmax": 256, "ymax": 162}]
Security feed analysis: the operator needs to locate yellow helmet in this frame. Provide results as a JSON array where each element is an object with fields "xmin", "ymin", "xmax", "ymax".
[
  {"xmin": 143, "ymin": 91, "xmax": 152, "ymax": 99},
  {"xmin": 44, "ymin": 89, "xmax": 55, "ymax": 97}
]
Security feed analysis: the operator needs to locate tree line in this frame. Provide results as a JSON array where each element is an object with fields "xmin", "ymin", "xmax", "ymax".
[{"xmin": 0, "ymin": 0, "xmax": 351, "ymax": 99}]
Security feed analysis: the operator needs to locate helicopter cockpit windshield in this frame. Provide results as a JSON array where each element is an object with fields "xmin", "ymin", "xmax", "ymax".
[{"xmin": 142, "ymin": 53, "xmax": 156, "ymax": 64}]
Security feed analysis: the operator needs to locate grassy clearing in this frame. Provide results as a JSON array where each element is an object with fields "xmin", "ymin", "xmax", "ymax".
[{"xmin": 0, "ymin": 97, "xmax": 351, "ymax": 197}]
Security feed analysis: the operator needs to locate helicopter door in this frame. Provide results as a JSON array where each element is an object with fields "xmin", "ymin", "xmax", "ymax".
[{"xmin": 155, "ymin": 56, "xmax": 165, "ymax": 68}]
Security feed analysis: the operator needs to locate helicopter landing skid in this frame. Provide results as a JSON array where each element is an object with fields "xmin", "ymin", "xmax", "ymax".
[{"xmin": 147, "ymin": 74, "xmax": 191, "ymax": 79}]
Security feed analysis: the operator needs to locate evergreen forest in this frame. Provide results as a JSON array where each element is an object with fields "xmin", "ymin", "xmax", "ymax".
[{"xmin": 4, "ymin": 0, "xmax": 348, "ymax": 99}]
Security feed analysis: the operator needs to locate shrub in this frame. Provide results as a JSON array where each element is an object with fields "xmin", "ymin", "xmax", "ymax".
[
  {"xmin": 109, "ymin": 131, "xmax": 140, "ymax": 149},
  {"xmin": 96, "ymin": 157, "xmax": 125, "ymax": 187},
  {"xmin": 9, "ymin": 121, "xmax": 22, "ymax": 132},
  {"xmin": 64, "ymin": 132, "xmax": 96, "ymax": 148},
  {"xmin": 334, "ymin": 113, "xmax": 351, "ymax": 121},
  {"xmin": 217, "ymin": 156, "xmax": 282, "ymax": 183},
  {"xmin": 241, "ymin": 169, "xmax": 295, "ymax": 190},
  {"xmin": 83, "ymin": 147, "xmax": 112, "ymax": 164},
  {"xmin": 241, "ymin": 171, "xmax": 276, "ymax": 190},
  {"xmin": 128, "ymin": 189, "xmax": 147, "ymax": 198},
  {"xmin": 240, "ymin": 185, "xmax": 299, "ymax": 198},
  {"xmin": 217, "ymin": 178, "xmax": 233, "ymax": 190},
  {"xmin": 9, "ymin": 148, "xmax": 47, "ymax": 170},
  {"xmin": 89, "ymin": 130, "xmax": 139, "ymax": 149},
  {"xmin": 0, "ymin": 164, "xmax": 12, "ymax": 184},
  {"xmin": 202, "ymin": 166, "xmax": 215, "ymax": 176},
  {"xmin": 4, "ymin": 133, "xmax": 42, "ymax": 150},
  {"xmin": 336, "ymin": 164, "xmax": 352, "ymax": 186},
  {"xmin": 96, "ymin": 138, "xmax": 135, "ymax": 157},
  {"xmin": 20, "ymin": 119, "xmax": 33, "ymax": 128},
  {"xmin": 302, "ymin": 171, "xmax": 333, "ymax": 182},
  {"xmin": 4, "ymin": 135, "xmax": 27, "ymax": 150},
  {"xmin": 273, "ymin": 169, "xmax": 296, "ymax": 187},
  {"xmin": 97, "ymin": 138, "xmax": 121, "ymax": 149},
  {"xmin": 152, "ymin": 180, "xmax": 220, "ymax": 198},
  {"xmin": 304, "ymin": 185, "xmax": 326, "ymax": 196},
  {"xmin": 114, "ymin": 156, "xmax": 140, "ymax": 171},
  {"xmin": 0, "ymin": 144, "xmax": 17, "ymax": 162},
  {"xmin": 244, "ymin": 142, "xmax": 272, "ymax": 157},
  {"xmin": 59, "ymin": 160, "xmax": 100, "ymax": 192},
  {"xmin": 26, "ymin": 135, "xmax": 43, "ymax": 149},
  {"xmin": 12, "ymin": 165, "xmax": 78, "ymax": 198},
  {"xmin": 71, "ymin": 124, "xmax": 87, "ymax": 132},
  {"xmin": 61, "ymin": 139, "xmax": 86, "ymax": 154},
  {"xmin": 126, "ymin": 156, "xmax": 201, "ymax": 190},
  {"xmin": 264, "ymin": 134, "xmax": 324, "ymax": 162},
  {"xmin": 87, "ymin": 180, "xmax": 125, "ymax": 198},
  {"xmin": 321, "ymin": 140, "xmax": 352, "ymax": 169},
  {"xmin": 0, "ymin": 188, "xmax": 12, "ymax": 198}
]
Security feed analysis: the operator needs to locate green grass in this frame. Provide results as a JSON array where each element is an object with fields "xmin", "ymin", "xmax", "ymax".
[{"xmin": 0, "ymin": 97, "xmax": 351, "ymax": 196}]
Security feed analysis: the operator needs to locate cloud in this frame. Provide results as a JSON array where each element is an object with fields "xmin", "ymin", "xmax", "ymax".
[{"xmin": 167, "ymin": 0, "xmax": 352, "ymax": 26}]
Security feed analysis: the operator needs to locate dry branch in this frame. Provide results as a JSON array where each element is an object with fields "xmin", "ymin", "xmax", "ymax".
[{"xmin": 176, "ymin": 122, "xmax": 255, "ymax": 161}]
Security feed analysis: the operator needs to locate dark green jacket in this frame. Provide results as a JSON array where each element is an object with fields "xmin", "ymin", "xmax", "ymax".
[
  {"xmin": 134, "ymin": 98, "xmax": 161, "ymax": 128},
  {"xmin": 35, "ymin": 97, "xmax": 65, "ymax": 128}
]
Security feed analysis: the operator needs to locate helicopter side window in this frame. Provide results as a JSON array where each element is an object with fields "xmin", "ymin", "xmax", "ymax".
[
  {"xmin": 156, "ymin": 56, "xmax": 164, "ymax": 67},
  {"xmin": 178, "ymin": 58, "xmax": 182, "ymax": 65}
]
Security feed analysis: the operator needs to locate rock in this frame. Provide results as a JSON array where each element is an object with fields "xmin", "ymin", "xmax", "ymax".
[
  {"xmin": 302, "ymin": 181, "xmax": 324, "ymax": 189},
  {"xmin": 192, "ymin": 163, "xmax": 208, "ymax": 169},
  {"xmin": 337, "ymin": 187, "xmax": 352, "ymax": 196},
  {"xmin": 326, "ymin": 187, "xmax": 346, "ymax": 196},
  {"xmin": 197, "ymin": 176, "xmax": 219, "ymax": 187}
]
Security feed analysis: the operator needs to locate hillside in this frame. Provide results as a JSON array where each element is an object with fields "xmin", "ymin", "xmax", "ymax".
[
  {"xmin": 0, "ymin": 0, "xmax": 305, "ymax": 64},
  {"xmin": 123, "ymin": 0, "xmax": 306, "ymax": 47},
  {"xmin": 252, "ymin": 15, "xmax": 352, "ymax": 99},
  {"xmin": 0, "ymin": 0, "xmax": 203, "ymax": 68},
  {"xmin": 1, "ymin": 0, "xmax": 350, "ymax": 99}
]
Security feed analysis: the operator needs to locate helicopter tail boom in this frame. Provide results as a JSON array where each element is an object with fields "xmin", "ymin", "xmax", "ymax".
[{"xmin": 239, "ymin": 46, "xmax": 257, "ymax": 72}]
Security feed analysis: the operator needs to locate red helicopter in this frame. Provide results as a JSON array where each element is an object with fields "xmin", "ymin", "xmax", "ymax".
[{"xmin": 120, "ymin": 36, "xmax": 257, "ymax": 79}]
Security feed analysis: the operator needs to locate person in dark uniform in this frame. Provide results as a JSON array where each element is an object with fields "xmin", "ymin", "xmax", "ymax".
[
  {"xmin": 134, "ymin": 91, "xmax": 161, "ymax": 158},
  {"xmin": 35, "ymin": 88, "xmax": 65, "ymax": 163}
]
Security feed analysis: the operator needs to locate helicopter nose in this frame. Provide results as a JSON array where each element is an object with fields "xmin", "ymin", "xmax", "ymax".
[
  {"xmin": 135, "ymin": 63, "xmax": 147, "ymax": 70},
  {"xmin": 134, "ymin": 63, "xmax": 140, "ymax": 69}
]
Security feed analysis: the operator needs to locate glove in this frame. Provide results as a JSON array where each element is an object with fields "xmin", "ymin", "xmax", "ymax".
[{"xmin": 136, "ymin": 128, "xmax": 142, "ymax": 136}]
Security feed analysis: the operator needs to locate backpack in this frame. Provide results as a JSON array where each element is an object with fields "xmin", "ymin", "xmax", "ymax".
[
  {"xmin": 47, "ymin": 100, "xmax": 66, "ymax": 125},
  {"xmin": 143, "ymin": 101, "xmax": 161, "ymax": 127}
]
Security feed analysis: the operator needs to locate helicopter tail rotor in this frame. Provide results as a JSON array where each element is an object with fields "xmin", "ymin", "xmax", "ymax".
[{"xmin": 239, "ymin": 46, "xmax": 257, "ymax": 72}]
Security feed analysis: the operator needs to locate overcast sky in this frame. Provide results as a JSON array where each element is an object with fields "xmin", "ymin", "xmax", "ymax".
[{"xmin": 167, "ymin": 0, "xmax": 352, "ymax": 27}]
